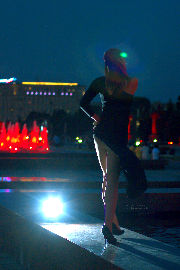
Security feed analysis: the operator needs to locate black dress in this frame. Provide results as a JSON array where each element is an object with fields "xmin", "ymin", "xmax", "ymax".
[{"xmin": 80, "ymin": 76, "xmax": 147, "ymax": 199}]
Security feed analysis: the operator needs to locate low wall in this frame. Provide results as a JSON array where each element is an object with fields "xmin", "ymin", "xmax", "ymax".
[
  {"xmin": 0, "ymin": 185, "xmax": 179, "ymax": 219},
  {"xmin": 0, "ymin": 152, "xmax": 168, "ymax": 173}
]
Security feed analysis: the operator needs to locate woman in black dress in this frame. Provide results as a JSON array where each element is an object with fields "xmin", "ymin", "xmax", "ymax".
[{"xmin": 80, "ymin": 48, "xmax": 147, "ymax": 245}]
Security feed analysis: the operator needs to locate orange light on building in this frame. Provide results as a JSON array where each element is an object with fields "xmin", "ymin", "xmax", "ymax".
[
  {"xmin": 1, "ymin": 143, "xmax": 4, "ymax": 147},
  {"xmin": 22, "ymin": 82, "xmax": 78, "ymax": 86}
]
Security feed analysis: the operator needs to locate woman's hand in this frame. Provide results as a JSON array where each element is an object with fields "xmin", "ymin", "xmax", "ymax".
[
  {"xmin": 92, "ymin": 114, "xmax": 101, "ymax": 129},
  {"xmin": 91, "ymin": 114, "xmax": 101, "ymax": 122}
]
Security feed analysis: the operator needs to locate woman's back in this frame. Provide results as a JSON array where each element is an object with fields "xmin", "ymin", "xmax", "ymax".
[{"xmin": 88, "ymin": 76, "xmax": 133, "ymax": 146}]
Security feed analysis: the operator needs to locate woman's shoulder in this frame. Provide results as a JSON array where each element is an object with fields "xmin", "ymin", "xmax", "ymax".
[
  {"xmin": 88, "ymin": 76, "xmax": 105, "ymax": 93},
  {"xmin": 124, "ymin": 77, "xmax": 138, "ymax": 95},
  {"xmin": 91, "ymin": 76, "xmax": 105, "ymax": 86}
]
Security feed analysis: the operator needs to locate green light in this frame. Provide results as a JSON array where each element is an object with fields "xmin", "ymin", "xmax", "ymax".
[
  {"xmin": 135, "ymin": 141, "xmax": 141, "ymax": 146},
  {"xmin": 120, "ymin": 52, "xmax": 128, "ymax": 58},
  {"xmin": 78, "ymin": 139, "xmax": 82, "ymax": 143},
  {"xmin": 76, "ymin": 137, "xmax": 79, "ymax": 140}
]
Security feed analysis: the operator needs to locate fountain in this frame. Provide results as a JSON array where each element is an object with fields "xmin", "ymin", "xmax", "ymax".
[
  {"xmin": 0, "ymin": 121, "xmax": 49, "ymax": 152},
  {"xmin": 0, "ymin": 122, "xmax": 6, "ymax": 150},
  {"xmin": 128, "ymin": 115, "xmax": 133, "ymax": 141},
  {"xmin": 149, "ymin": 112, "xmax": 159, "ymax": 142}
]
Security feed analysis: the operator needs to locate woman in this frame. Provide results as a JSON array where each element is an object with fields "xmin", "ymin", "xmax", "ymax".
[{"xmin": 80, "ymin": 48, "xmax": 147, "ymax": 245}]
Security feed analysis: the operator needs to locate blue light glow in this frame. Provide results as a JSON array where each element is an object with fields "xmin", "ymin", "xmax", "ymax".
[{"xmin": 0, "ymin": 77, "xmax": 17, "ymax": 83}]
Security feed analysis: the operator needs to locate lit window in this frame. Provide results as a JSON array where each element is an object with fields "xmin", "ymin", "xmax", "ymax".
[
  {"xmin": 26, "ymin": 91, "xmax": 29, "ymax": 95},
  {"xmin": 31, "ymin": 91, "xmax": 34, "ymax": 95},
  {"xmin": 35, "ymin": 92, "xmax": 38, "ymax": 95},
  {"xmin": 65, "ymin": 93, "xmax": 68, "ymax": 96},
  {"xmin": 48, "ymin": 92, "xmax": 51, "ymax": 95},
  {"xmin": 61, "ymin": 92, "xmax": 64, "ymax": 95},
  {"xmin": 44, "ymin": 92, "xmax": 47, "ymax": 95},
  {"xmin": 70, "ymin": 93, "xmax": 73, "ymax": 96},
  {"xmin": 40, "ymin": 92, "xmax": 42, "ymax": 95},
  {"xmin": 53, "ymin": 92, "xmax": 55, "ymax": 95}
]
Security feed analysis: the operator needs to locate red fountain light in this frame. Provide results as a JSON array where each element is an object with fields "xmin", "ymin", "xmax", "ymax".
[
  {"xmin": 0, "ymin": 121, "xmax": 49, "ymax": 153},
  {"xmin": 128, "ymin": 115, "xmax": 133, "ymax": 141},
  {"xmin": 149, "ymin": 112, "xmax": 159, "ymax": 142}
]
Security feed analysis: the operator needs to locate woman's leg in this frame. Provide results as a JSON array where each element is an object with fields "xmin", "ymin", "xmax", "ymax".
[
  {"xmin": 104, "ymin": 147, "xmax": 121, "ymax": 232},
  {"xmin": 93, "ymin": 136, "xmax": 107, "ymax": 204},
  {"xmin": 94, "ymin": 136, "xmax": 121, "ymax": 229}
]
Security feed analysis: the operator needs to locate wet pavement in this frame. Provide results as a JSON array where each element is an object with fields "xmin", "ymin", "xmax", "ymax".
[{"xmin": 41, "ymin": 220, "xmax": 180, "ymax": 270}]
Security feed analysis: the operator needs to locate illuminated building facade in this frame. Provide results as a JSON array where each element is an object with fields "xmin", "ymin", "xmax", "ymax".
[{"xmin": 0, "ymin": 81, "xmax": 85, "ymax": 121}]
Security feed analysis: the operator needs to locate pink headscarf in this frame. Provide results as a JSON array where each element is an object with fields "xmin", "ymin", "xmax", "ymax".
[
  {"xmin": 104, "ymin": 48, "xmax": 138, "ymax": 95},
  {"xmin": 104, "ymin": 48, "xmax": 128, "ymax": 77}
]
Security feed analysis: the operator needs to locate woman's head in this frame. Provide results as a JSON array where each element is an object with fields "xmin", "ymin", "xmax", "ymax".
[
  {"xmin": 103, "ymin": 48, "xmax": 130, "ymax": 97},
  {"xmin": 104, "ymin": 48, "xmax": 128, "ymax": 77}
]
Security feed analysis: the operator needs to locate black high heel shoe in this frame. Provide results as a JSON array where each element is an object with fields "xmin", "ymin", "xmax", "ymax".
[
  {"xmin": 112, "ymin": 223, "xmax": 125, "ymax": 236},
  {"xmin": 102, "ymin": 225, "xmax": 117, "ymax": 245}
]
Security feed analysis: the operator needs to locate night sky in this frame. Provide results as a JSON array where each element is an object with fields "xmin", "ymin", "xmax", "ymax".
[{"xmin": 0, "ymin": 0, "xmax": 179, "ymax": 102}]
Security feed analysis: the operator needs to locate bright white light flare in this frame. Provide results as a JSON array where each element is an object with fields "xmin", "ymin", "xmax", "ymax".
[{"xmin": 42, "ymin": 197, "xmax": 63, "ymax": 218}]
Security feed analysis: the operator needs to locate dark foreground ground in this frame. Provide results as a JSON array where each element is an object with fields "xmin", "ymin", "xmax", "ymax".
[{"xmin": 0, "ymin": 152, "xmax": 179, "ymax": 269}]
